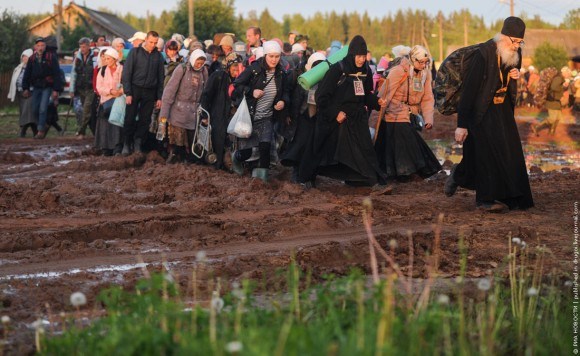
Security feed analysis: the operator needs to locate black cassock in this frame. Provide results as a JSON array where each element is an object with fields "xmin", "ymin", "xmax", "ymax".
[
  {"xmin": 454, "ymin": 51, "xmax": 534, "ymax": 209},
  {"xmin": 299, "ymin": 59, "xmax": 385, "ymax": 186},
  {"xmin": 200, "ymin": 69, "xmax": 235, "ymax": 170}
]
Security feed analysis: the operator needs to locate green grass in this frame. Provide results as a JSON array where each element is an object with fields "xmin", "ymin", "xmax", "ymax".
[
  {"xmin": 32, "ymin": 247, "xmax": 570, "ymax": 356},
  {"xmin": 0, "ymin": 107, "xmax": 78, "ymax": 139}
]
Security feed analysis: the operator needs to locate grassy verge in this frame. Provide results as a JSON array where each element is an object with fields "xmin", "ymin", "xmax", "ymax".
[
  {"xmin": 13, "ymin": 204, "xmax": 569, "ymax": 355},
  {"xmin": 0, "ymin": 106, "xmax": 78, "ymax": 140}
]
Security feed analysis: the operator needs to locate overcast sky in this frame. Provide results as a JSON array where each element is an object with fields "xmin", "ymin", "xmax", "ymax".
[{"xmin": 2, "ymin": 0, "xmax": 575, "ymax": 26}]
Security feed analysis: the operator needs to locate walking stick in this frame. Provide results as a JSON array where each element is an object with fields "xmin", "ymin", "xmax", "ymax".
[
  {"xmin": 372, "ymin": 73, "xmax": 408, "ymax": 144},
  {"xmin": 63, "ymin": 97, "xmax": 72, "ymax": 134},
  {"xmin": 373, "ymin": 78, "xmax": 389, "ymax": 144}
]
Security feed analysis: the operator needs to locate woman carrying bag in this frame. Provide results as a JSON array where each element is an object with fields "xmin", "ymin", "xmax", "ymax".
[
  {"xmin": 95, "ymin": 48, "xmax": 124, "ymax": 156},
  {"xmin": 374, "ymin": 45, "xmax": 441, "ymax": 182},
  {"xmin": 8, "ymin": 49, "xmax": 36, "ymax": 137},
  {"xmin": 160, "ymin": 49, "xmax": 208, "ymax": 164},
  {"xmin": 200, "ymin": 52, "xmax": 243, "ymax": 171},
  {"xmin": 231, "ymin": 41, "xmax": 290, "ymax": 182}
]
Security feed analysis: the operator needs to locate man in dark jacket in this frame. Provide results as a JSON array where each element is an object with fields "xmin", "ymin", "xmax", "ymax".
[
  {"xmin": 445, "ymin": 17, "xmax": 534, "ymax": 213},
  {"xmin": 121, "ymin": 31, "xmax": 164, "ymax": 155},
  {"xmin": 22, "ymin": 37, "xmax": 62, "ymax": 139},
  {"xmin": 71, "ymin": 37, "xmax": 95, "ymax": 138}
]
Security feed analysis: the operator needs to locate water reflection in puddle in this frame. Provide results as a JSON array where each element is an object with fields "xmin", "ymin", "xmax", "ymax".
[{"xmin": 427, "ymin": 139, "xmax": 579, "ymax": 172}]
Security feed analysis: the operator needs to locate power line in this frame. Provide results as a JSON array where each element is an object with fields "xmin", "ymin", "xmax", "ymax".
[{"xmin": 518, "ymin": 0, "xmax": 567, "ymax": 20}]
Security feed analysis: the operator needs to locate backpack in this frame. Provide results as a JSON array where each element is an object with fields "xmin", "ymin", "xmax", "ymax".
[
  {"xmin": 433, "ymin": 43, "xmax": 481, "ymax": 115},
  {"xmin": 533, "ymin": 67, "xmax": 558, "ymax": 108}
]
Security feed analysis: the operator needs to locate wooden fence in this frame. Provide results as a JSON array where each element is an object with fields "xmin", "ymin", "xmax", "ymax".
[{"xmin": 0, "ymin": 71, "xmax": 13, "ymax": 109}]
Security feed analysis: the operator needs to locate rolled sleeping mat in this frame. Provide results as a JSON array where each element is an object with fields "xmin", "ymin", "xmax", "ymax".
[{"xmin": 298, "ymin": 45, "xmax": 348, "ymax": 90}]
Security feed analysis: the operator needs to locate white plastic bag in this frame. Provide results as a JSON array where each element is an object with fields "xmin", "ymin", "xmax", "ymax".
[{"xmin": 227, "ymin": 96, "xmax": 252, "ymax": 138}]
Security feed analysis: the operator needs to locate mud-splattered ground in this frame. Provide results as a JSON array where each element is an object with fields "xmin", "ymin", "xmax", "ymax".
[{"xmin": 0, "ymin": 111, "xmax": 578, "ymax": 354}]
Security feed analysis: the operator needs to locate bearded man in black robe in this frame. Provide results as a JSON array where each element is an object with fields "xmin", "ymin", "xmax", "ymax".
[{"xmin": 445, "ymin": 17, "xmax": 534, "ymax": 212}]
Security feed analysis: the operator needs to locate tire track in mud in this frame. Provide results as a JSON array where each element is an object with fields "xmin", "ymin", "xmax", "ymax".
[{"xmin": 0, "ymin": 222, "xmax": 445, "ymax": 278}]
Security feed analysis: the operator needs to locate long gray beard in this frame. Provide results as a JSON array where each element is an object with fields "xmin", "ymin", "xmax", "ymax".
[{"xmin": 494, "ymin": 34, "xmax": 520, "ymax": 67}]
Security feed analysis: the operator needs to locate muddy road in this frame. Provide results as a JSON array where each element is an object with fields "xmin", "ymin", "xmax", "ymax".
[{"xmin": 0, "ymin": 112, "xmax": 578, "ymax": 353}]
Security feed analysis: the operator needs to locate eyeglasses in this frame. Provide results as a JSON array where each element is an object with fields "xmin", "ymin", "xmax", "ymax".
[{"xmin": 508, "ymin": 36, "xmax": 525, "ymax": 47}]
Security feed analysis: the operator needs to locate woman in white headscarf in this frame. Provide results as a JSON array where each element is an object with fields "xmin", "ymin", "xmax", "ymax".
[
  {"xmin": 160, "ymin": 49, "xmax": 208, "ymax": 163},
  {"xmin": 231, "ymin": 40, "xmax": 290, "ymax": 182},
  {"xmin": 95, "ymin": 48, "xmax": 124, "ymax": 156},
  {"xmin": 374, "ymin": 45, "xmax": 441, "ymax": 182},
  {"xmin": 9, "ymin": 49, "xmax": 36, "ymax": 137}
]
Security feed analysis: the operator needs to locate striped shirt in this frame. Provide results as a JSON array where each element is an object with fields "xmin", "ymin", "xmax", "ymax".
[{"xmin": 254, "ymin": 71, "xmax": 277, "ymax": 121}]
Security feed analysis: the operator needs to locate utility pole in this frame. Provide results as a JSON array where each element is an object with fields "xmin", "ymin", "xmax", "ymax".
[
  {"xmin": 510, "ymin": 0, "xmax": 514, "ymax": 16},
  {"xmin": 55, "ymin": 0, "xmax": 63, "ymax": 52},
  {"xmin": 438, "ymin": 12, "xmax": 443, "ymax": 63},
  {"xmin": 188, "ymin": 0, "xmax": 194, "ymax": 37},
  {"xmin": 463, "ymin": 13, "xmax": 468, "ymax": 46},
  {"xmin": 146, "ymin": 10, "xmax": 151, "ymax": 32}
]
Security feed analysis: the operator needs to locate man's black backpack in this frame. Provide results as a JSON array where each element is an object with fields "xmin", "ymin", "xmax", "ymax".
[{"xmin": 434, "ymin": 43, "xmax": 481, "ymax": 115}]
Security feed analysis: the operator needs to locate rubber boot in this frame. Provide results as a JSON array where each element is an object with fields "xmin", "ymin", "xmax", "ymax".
[
  {"xmin": 121, "ymin": 141, "xmax": 132, "ymax": 156},
  {"xmin": 251, "ymin": 168, "xmax": 269, "ymax": 182},
  {"xmin": 134, "ymin": 138, "xmax": 142, "ymax": 154},
  {"xmin": 231, "ymin": 151, "xmax": 244, "ymax": 175}
]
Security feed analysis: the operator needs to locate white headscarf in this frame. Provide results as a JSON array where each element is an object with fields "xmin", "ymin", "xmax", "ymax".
[
  {"xmin": 189, "ymin": 49, "xmax": 207, "ymax": 69},
  {"xmin": 21, "ymin": 49, "xmax": 33, "ymax": 61},
  {"xmin": 263, "ymin": 41, "xmax": 282, "ymax": 55},
  {"xmin": 305, "ymin": 52, "xmax": 326, "ymax": 71}
]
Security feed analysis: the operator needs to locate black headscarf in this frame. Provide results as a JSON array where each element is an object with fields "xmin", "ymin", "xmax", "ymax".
[{"xmin": 344, "ymin": 35, "xmax": 368, "ymax": 73}]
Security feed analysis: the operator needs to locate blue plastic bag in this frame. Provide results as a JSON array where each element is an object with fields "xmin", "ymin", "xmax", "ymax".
[{"xmin": 108, "ymin": 95, "xmax": 126, "ymax": 127}]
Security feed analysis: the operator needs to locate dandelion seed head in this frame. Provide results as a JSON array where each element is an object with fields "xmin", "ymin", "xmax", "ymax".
[
  {"xmin": 520, "ymin": 241, "xmax": 527, "ymax": 249},
  {"xmin": 225, "ymin": 341, "xmax": 243, "ymax": 353},
  {"xmin": 196, "ymin": 250, "xmax": 207, "ymax": 263},
  {"xmin": 511, "ymin": 237, "xmax": 521, "ymax": 245},
  {"xmin": 164, "ymin": 273, "xmax": 175, "ymax": 284},
  {"xmin": 1, "ymin": 315, "xmax": 10, "ymax": 324},
  {"xmin": 31, "ymin": 319, "xmax": 45, "ymax": 331},
  {"xmin": 232, "ymin": 289, "xmax": 245, "ymax": 300},
  {"xmin": 527, "ymin": 287, "xmax": 538, "ymax": 297},
  {"xmin": 388, "ymin": 239, "xmax": 398, "ymax": 249},
  {"xmin": 70, "ymin": 292, "xmax": 87, "ymax": 307},
  {"xmin": 436, "ymin": 294, "xmax": 450, "ymax": 305},
  {"xmin": 211, "ymin": 293, "xmax": 224, "ymax": 312},
  {"xmin": 477, "ymin": 278, "xmax": 492, "ymax": 291},
  {"xmin": 565, "ymin": 281, "xmax": 573, "ymax": 287},
  {"xmin": 362, "ymin": 197, "xmax": 373, "ymax": 210},
  {"xmin": 232, "ymin": 281, "xmax": 240, "ymax": 290}
]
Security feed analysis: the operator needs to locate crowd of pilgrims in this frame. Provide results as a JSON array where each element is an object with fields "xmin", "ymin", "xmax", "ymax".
[{"xmin": 11, "ymin": 28, "xmax": 444, "ymax": 187}]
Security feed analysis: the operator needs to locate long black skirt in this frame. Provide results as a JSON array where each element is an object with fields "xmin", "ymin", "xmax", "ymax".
[
  {"xmin": 374, "ymin": 122, "xmax": 442, "ymax": 179},
  {"xmin": 280, "ymin": 113, "xmax": 316, "ymax": 168},
  {"xmin": 453, "ymin": 100, "xmax": 534, "ymax": 209},
  {"xmin": 95, "ymin": 107, "xmax": 123, "ymax": 151}
]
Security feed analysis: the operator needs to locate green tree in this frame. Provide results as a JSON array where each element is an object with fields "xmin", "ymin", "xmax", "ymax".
[
  {"xmin": 533, "ymin": 42, "xmax": 569, "ymax": 70},
  {"xmin": 170, "ymin": 0, "xmax": 237, "ymax": 41},
  {"xmin": 60, "ymin": 17, "xmax": 95, "ymax": 51},
  {"xmin": 561, "ymin": 8, "xmax": 580, "ymax": 30},
  {"xmin": 0, "ymin": 10, "xmax": 31, "ymax": 72},
  {"xmin": 258, "ymin": 9, "xmax": 281, "ymax": 39}
]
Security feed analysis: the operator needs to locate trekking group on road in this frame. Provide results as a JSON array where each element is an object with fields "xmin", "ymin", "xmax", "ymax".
[{"xmin": 9, "ymin": 17, "xmax": 545, "ymax": 213}]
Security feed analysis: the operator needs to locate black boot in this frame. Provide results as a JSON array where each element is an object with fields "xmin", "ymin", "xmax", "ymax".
[
  {"xmin": 121, "ymin": 141, "xmax": 132, "ymax": 156},
  {"xmin": 134, "ymin": 138, "xmax": 142, "ymax": 154}
]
